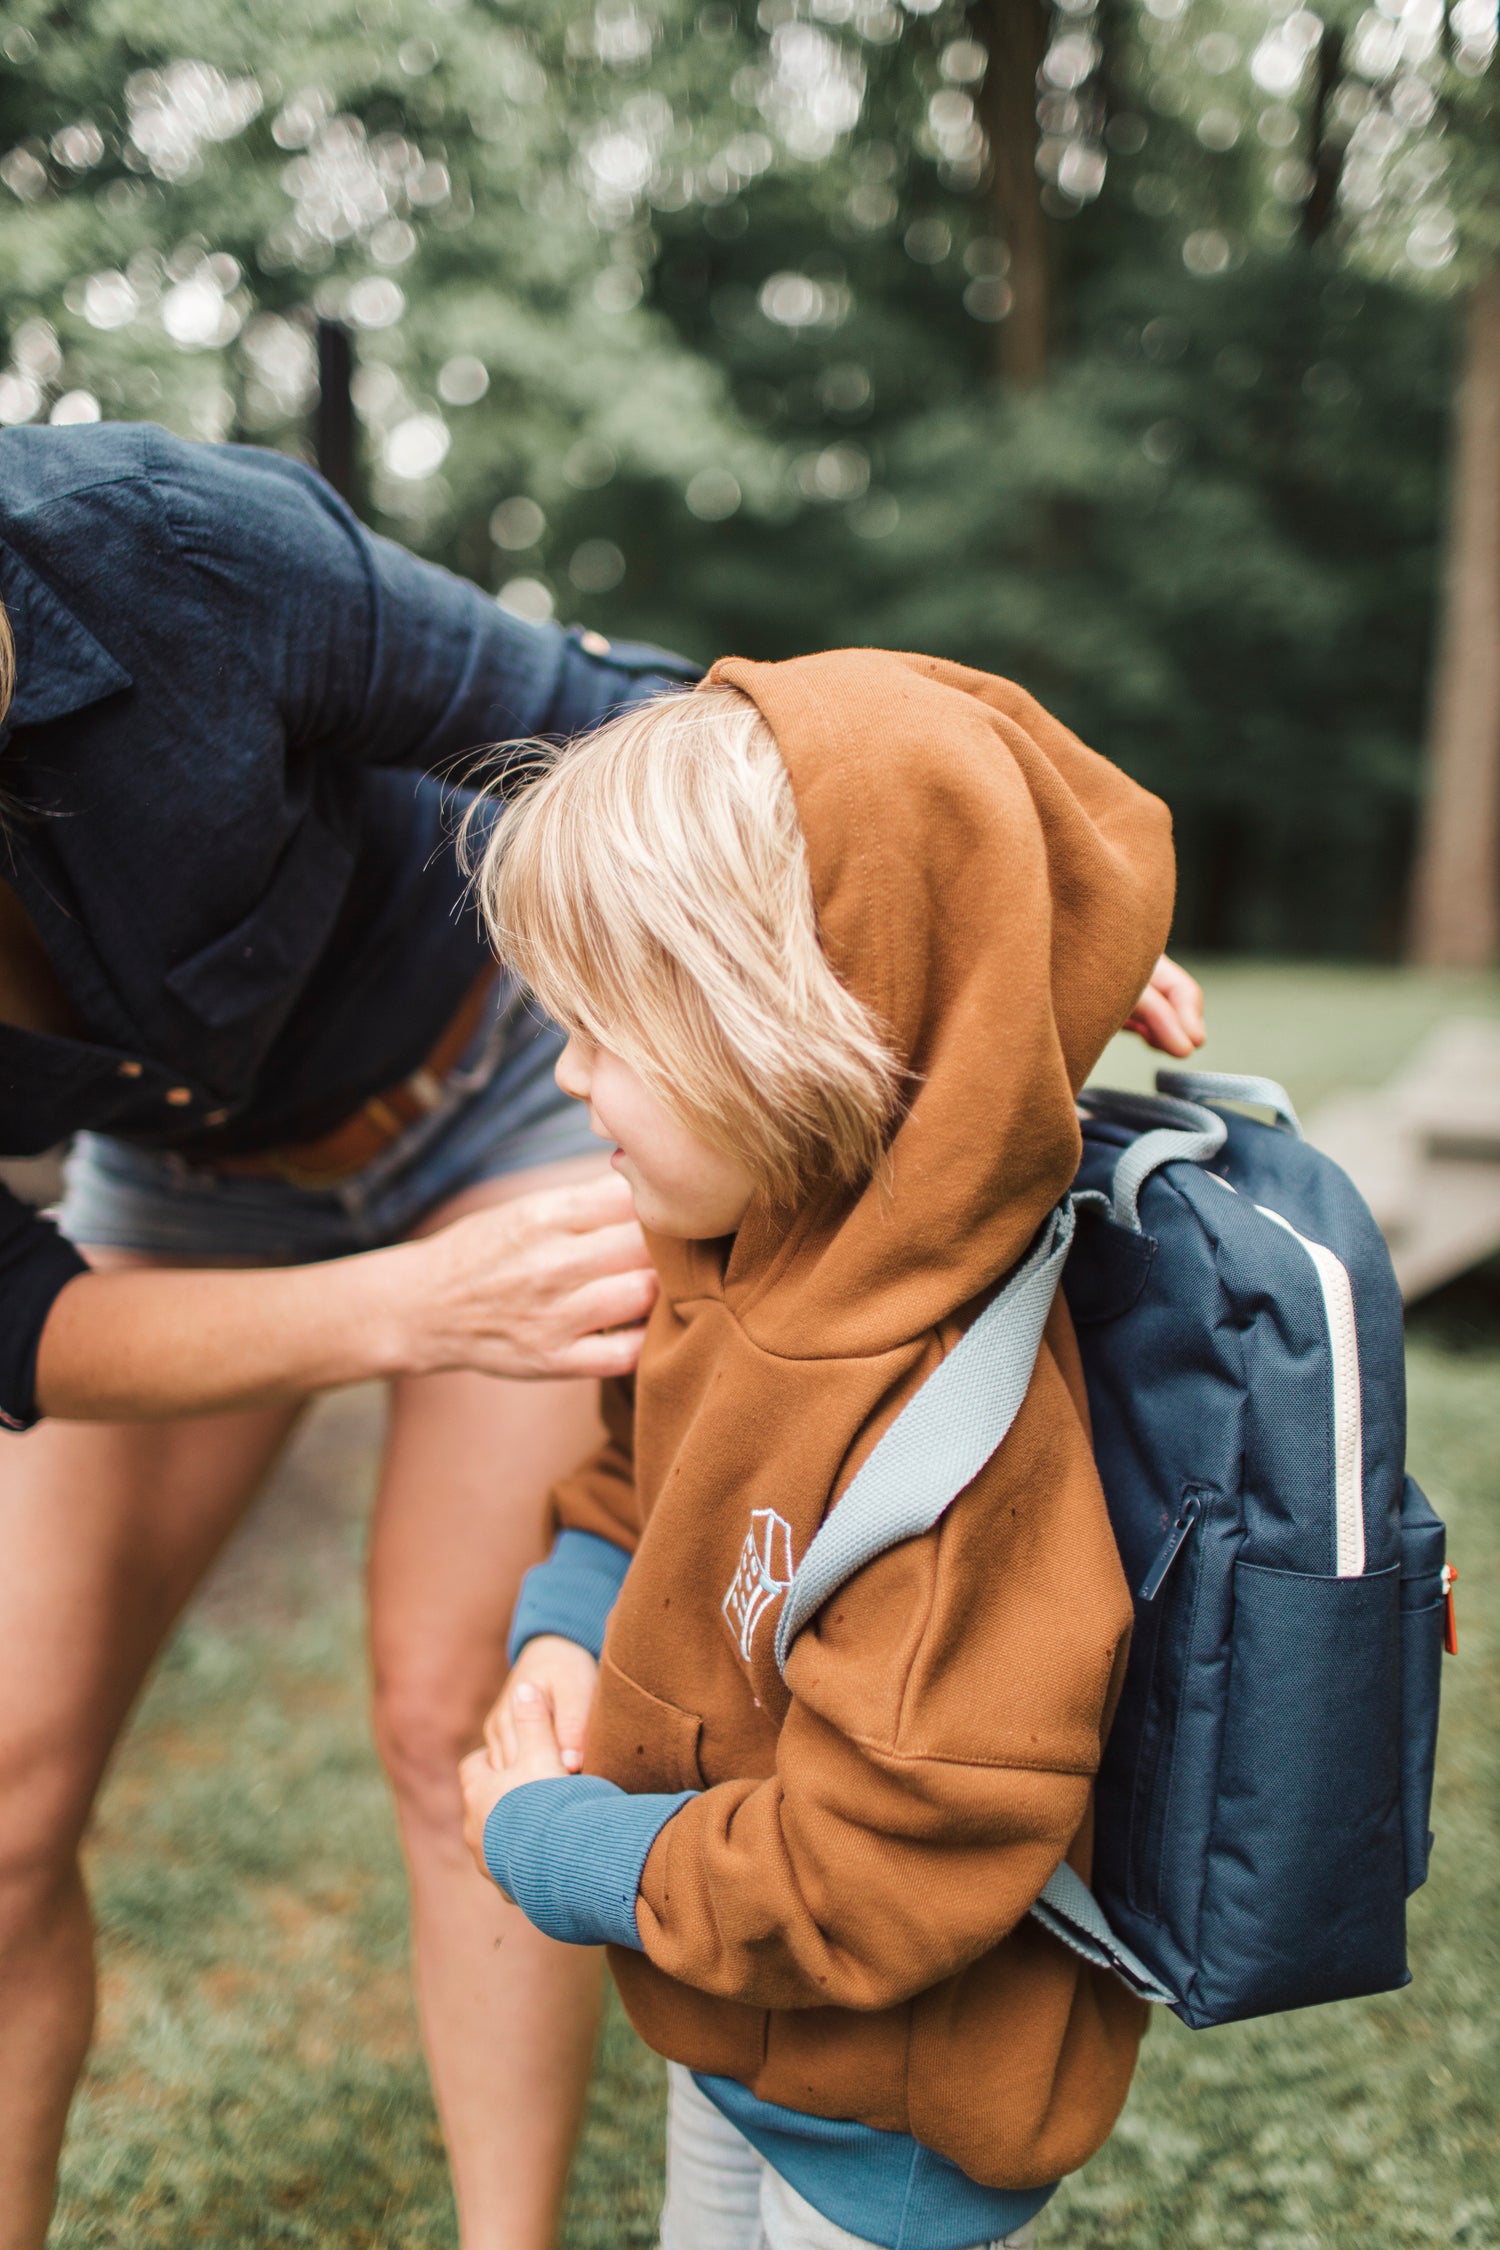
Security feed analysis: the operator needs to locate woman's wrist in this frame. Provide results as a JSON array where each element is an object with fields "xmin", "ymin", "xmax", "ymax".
[{"xmin": 35, "ymin": 1252, "xmax": 409, "ymax": 1420}]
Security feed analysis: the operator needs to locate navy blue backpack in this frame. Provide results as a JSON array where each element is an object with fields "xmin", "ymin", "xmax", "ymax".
[{"xmin": 776, "ymin": 1069, "xmax": 1450, "ymax": 2028}]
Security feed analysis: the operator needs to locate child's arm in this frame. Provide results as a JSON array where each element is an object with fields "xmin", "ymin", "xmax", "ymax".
[{"xmin": 473, "ymin": 1377, "xmax": 640, "ymax": 1772}]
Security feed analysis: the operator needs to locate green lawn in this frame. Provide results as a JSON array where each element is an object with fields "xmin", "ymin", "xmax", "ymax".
[{"xmin": 52, "ymin": 965, "xmax": 1500, "ymax": 2248}]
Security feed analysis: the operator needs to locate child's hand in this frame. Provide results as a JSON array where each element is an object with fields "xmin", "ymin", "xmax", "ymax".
[
  {"xmin": 1124, "ymin": 955, "xmax": 1206, "ymax": 1057},
  {"xmin": 485, "ymin": 1635, "xmax": 599, "ymax": 1774},
  {"xmin": 460, "ymin": 1683, "xmax": 570, "ymax": 1888}
]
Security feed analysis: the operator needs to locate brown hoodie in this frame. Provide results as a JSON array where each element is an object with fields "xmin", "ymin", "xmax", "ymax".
[{"xmin": 557, "ymin": 649, "xmax": 1176, "ymax": 2189}]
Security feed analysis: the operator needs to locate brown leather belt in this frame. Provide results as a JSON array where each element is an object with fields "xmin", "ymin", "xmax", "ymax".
[{"xmin": 212, "ymin": 969, "xmax": 499, "ymax": 1189}]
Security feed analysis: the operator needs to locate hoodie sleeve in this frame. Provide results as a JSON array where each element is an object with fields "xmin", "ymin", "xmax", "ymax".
[{"xmin": 628, "ymin": 1684, "xmax": 1096, "ymax": 2009}]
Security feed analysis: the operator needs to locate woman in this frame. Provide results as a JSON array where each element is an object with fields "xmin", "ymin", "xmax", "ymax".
[
  {"xmin": 0, "ymin": 420, "xmax": 691, "ymax": 2250},
  {"xmin": 0, "ymin": 421, "xmax": 1203, "ymax": 2250}
]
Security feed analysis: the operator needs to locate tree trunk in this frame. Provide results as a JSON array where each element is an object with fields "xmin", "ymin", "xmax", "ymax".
[
  {"xmin": 975, "ymin": 0, "xmax": 1051, "ymax": 387},
  {"xmin": 1300, "ymin": 23, "xmax": 1345, "ymax": 248},
  {"xmin": 1408, "ymin": 264, "xmax": 1500, "ymax": 968},
  {"xmin": 314, "ymin": 316, "xmax": 361, "ymax": 514}
]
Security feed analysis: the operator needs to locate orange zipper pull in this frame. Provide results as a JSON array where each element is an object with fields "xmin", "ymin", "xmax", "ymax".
[{"xmin": 1442, "ymin": 1562, "xmax": 1459, "ymax": 1656}]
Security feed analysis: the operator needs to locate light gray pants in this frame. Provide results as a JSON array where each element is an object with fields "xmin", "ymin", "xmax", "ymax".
[{"xmin": 658, "ymin": 2065, "xmax": 1039, "ymax": 2250}]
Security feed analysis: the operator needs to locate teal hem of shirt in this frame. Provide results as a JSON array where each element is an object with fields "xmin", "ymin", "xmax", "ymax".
[
  {"xmin": 695, "ymin": 2074, "xmax": 1057, "ymax": 2250},
  {"xmin": 507, "ymin": 1527, "xmax": 631, "ymax": 1665}
]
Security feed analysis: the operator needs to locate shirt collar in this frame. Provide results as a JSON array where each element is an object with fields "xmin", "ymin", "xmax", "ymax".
[{"xmin": 0, "ymin": 540, "xmax": 132, "ymax": 735}]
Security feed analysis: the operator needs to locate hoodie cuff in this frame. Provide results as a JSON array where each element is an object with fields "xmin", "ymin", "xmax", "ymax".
[
  {"xmin": 482, "ymin": 1775, "xmax": 694, "ymax": 1949},
  {"xmin": 507, "ymin": 1529, "xmax": 632, "ymax": 1665}
]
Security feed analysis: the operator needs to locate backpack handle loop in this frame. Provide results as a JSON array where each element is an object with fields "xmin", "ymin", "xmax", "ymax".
[
  {"xmin": 1078, "ymin": 1090, "xmax": 1228, "ymax": 1233},
  {"xmin": 1156, "ymin": 1069, "xmax": 1304, "ymax": 1139}
]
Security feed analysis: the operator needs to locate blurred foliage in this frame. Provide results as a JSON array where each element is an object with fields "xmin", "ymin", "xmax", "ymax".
[{"xmin": 0, "ymin": 0, "xmax": 1490, "ymax": 952}]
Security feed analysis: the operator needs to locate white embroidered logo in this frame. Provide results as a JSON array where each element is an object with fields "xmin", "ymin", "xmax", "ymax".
[{"xmin": 722, "ymin": 1509, "xmax": 795, "ymax": 1662}]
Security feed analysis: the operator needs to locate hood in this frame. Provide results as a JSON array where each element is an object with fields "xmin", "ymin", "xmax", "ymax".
[{"xmin": 667, "ymin": 648, "xmax": 1175, "ymax": 1356}]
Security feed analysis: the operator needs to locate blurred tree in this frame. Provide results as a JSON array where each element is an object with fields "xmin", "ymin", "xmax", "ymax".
[
  {"xmin": 973, "ymin": 0, "xmax": 1052, "ymax": 381},
  {"xmin": 0, "ymin": 0, "xmax": 778, "ymax": 640},
  {"xmin": 0, "ymin": 0, "xmax": 1469, "ymax": 959},
  {"xmin": 1393, "ymin": 21, "xmax": 1500, "ymax": 968},
  {"xmin": 1410, "ymin": 263, "xmax": 1500, "ymax": 968}
]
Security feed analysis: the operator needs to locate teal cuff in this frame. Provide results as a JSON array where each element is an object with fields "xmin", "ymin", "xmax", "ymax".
[{"xmin": 482, "ymin": 1774, "xmax": 695, "ymax": 1948}]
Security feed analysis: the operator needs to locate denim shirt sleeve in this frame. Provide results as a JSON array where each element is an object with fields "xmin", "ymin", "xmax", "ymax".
[
  {"xmin": 354, "ymin": 529, "xmax": 699, "ymax": 773},
  {"xmin": 151, "ymin": 435, "xmax": 697, "ymax": 781}
]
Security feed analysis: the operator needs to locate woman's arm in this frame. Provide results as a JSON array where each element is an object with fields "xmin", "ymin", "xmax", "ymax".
[{"xmin": 34, "ymin": 1172, "xmax": 654, "ymax": 1422}]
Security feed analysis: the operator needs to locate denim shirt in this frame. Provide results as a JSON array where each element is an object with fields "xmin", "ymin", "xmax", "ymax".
[{"xmin": 0, "ymin": 423, "xmax": 698, "ymax": 1428}]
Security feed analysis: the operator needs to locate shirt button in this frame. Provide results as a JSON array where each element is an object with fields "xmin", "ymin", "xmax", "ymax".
[
  {"xmin": 117, "ymin": 1060, "xmax": 143, "ymax": 1079},
  {"xmin": 164, "ymin": 1087, "xmax": 194, "ymax": 1107},
  {"xmin": 578, "ymin": 629, "xmax": 612, "ymax": 657}
]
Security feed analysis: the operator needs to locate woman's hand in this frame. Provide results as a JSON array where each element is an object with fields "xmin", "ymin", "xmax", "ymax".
[
  {"xmin": 387, "ymin": 1171, "xmax": 655, "ymax": 1382},
  {"xmin": 461, "ymin": 1683, "xmax": 574, "ymax": 1890},
  {"xmin": 484, "ymin": 1634, "xmax": 599, "ymax": 1775},
  {"xmin": 1123, "ymin": 955, "xmax": 1206, "ymax": 1058}
]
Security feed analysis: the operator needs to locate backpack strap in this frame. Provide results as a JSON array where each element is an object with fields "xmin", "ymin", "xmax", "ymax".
[
  {"xmin": 772, "ymin": 1195, "xmax": 1177, "ymax": 2008},
  {"xmin": 1029, "ymin": 1861, "xmax": 1175, "ymax": 2004},
  {"xmin": 773, "ymin": 1199, "xmax": 1075, "ymax": 1674}
]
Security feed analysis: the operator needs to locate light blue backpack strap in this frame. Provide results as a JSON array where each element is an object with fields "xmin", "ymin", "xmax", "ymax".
[
  {"xmin": 1079, "ymin": 1089, "xmax": 1228, "ymax": 1233},
  {"xmin": 772, "ymin": 1194, "xmax": 1175, "ymax": 2006},
  {"xmin": 773, "ymin": 1198, "xmax": 1076, "ymax": 1676},
  {"xmin": 1030, "ymin": 1863, "xmax": 1175, "ymax": 2005},
  {"xmin": 1156, "ymin": 1068, "xmax": 1303, "ymax": 1139}
]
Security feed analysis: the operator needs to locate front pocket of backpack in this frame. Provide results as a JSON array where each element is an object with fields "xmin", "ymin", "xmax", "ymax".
[{"xmin": 1197, "ymin": 1560, "xmax": 1406, "ymax": 2021}]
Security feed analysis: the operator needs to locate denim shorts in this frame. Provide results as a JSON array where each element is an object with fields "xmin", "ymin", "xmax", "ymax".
[{"xmin": 55, "ymin": 979, "xmax": 603, "ymax": 1264}]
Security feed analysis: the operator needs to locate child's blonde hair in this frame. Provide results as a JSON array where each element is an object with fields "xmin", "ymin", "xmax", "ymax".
[{"xmin": 473, "ymin": 685, "xmax": 901, "ymax": 1204}]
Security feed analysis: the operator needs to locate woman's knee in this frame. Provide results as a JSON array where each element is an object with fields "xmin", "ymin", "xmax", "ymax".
[
  {"xmin": 0, "ymin": 1739, "xmax": 96, "ymax": 1933},
  {"xmin": 370, "ymin": 1662, "xmax": 488, "ymax": 1826}
]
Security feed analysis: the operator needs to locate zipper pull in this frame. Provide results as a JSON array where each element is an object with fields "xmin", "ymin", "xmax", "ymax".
[
  {"xmin": 1139, "ymin": 1495, "xmax": 1202, "ymax": 1602},
  {"xmin": 1442, "ymin": 1562, "xmax": 1459, "ymax": 1655}
]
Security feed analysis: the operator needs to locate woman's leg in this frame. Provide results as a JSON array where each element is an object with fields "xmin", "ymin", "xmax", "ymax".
[
  {"xmin": 367, "ymin": 1157, "xmax": 613, "ymax": 2250},
  {"xmin": 0, "ymin": 1388, "xmax": 302, "ymax": 2250}
]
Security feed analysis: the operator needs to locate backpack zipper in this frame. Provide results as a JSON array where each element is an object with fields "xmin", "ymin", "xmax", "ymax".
[
  {"xmin": 1139, "ymin": 1494, "xmax": 1202, "ymax": 1601},
  {"xmin": 1255, "ymin": 1206, "xmax": 1366, "ymax": 1578},
  {"xmin": 1202, "ymin": 1175, "xmax": 1366, "ymax": 1577}
]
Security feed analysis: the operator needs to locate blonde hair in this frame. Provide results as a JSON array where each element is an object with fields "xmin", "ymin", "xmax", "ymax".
[{"xmin": 473, "ymin": 685, "xmax": 901, "ymax": 1204}]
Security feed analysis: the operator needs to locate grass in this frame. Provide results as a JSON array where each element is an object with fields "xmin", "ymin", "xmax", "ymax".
[{"xmin": 51, "ymin": 963, "xmax": 1500, "ymax": 2248}]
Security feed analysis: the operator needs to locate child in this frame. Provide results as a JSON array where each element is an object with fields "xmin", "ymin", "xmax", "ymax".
[{"xmin": 459, "ymin": 651, "xmax": 1177, "ymax": 2250}]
